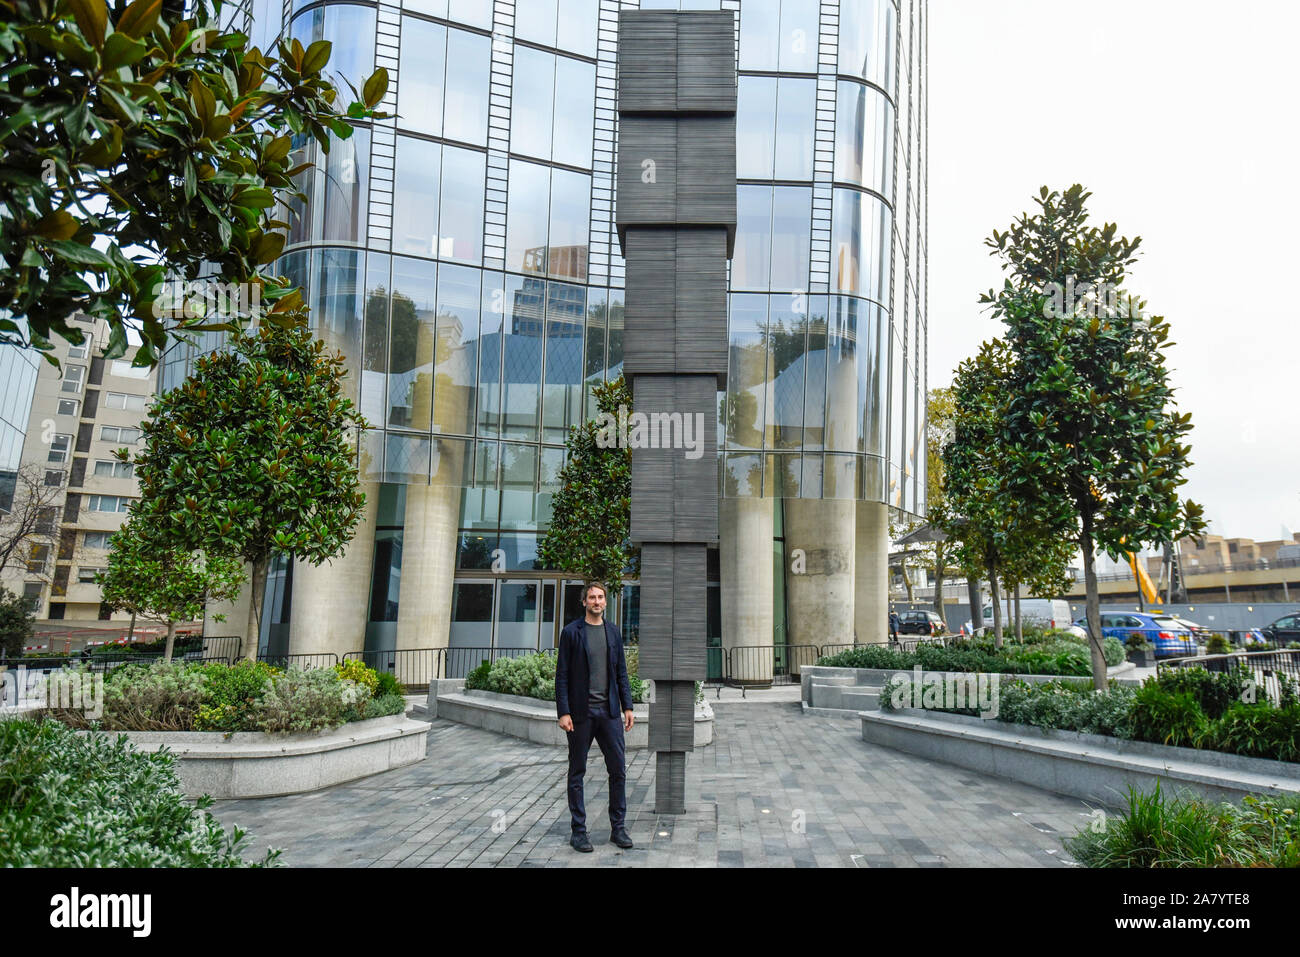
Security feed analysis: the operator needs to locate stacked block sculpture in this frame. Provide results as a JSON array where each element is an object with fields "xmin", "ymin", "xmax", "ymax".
[{"xmin": 615, "ymin": 10, "xmax": 736, "ymax": 814}]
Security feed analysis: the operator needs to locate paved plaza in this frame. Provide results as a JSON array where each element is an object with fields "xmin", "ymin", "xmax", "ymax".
[{"xmin": 209, "ymin": 699, "xmax": 1104, "ymax": 868}]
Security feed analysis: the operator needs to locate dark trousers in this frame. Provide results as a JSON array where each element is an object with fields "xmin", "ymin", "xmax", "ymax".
[{"xmin": 566, "ymin": 712, "xmax": 626, "ymax": 834}]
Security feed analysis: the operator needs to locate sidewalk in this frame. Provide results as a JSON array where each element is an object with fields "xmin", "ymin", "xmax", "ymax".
[{"xmin": 209, "ymin": 700, "xmax": 1099, "ymax": 867}]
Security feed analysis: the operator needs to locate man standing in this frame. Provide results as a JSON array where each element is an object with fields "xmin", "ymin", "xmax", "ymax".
[{"xmin": 556, "ymin": 581, "xmax": 635, "ymax": 853}]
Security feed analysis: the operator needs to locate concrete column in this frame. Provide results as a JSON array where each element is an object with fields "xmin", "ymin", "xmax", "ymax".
[
  {"xmin": 719, "ymin": 496, "xmax": 773, "ymax": 681},
  {"xmin": 855, "ymin": 500, "xmax": 889, "ymax": 645},
  {"xmin": 783, "ymin": 499, "xmax": 855, "ymax": 650},
  {"xmin": 205, "ymin": 559, "xmax": 253, "ymax": 656},
  {"xmin": 288, "ymin": 480, "xmax": 380, "ymax": 662},
  {"xmin": 395, "ymin": 478, "xmax": 459, "ymax": 662}
]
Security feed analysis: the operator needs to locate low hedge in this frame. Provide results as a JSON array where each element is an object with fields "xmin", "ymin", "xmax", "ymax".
[
  {"xmin": 879, "ymin": 663, "xmax": 1300, "ymax": 763},
  {"xmin": 463, "ymin": 648, "xmax": 692, "ymax": 706},
  {"xmin": 0, "ymin": 717, "xmax": 279, "ymax": 867},
  {"xmin": 818, "ymin": 632, "xmax": 1124, "ymax": 676},
  {"xmin": 42, "ymin": 659, "xmax": 406, "ymax": 734}
]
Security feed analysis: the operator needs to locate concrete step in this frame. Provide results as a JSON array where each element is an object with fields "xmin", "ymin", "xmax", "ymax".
[
  {"xmin": 809, "ymin": 682, "xmax": 882, "ymax": 711},
  {"xmin": 840, "ymin": 690, "xmax": 880, "ymax": 711}
]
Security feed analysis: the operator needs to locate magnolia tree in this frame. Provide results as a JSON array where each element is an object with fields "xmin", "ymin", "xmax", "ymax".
[
  {"xmin": 0, "ymin": 0, "xmax": 387, "ymax": 361},
  {"xmin": 97, "ymin": 518, "xmax": 244, "ymax": 661},
  {"xmin": 126, "ymin": 313, "xmax": 367, "ymax": 658},
  {"xmin": 982, "ymin": 185, "xmax": 1205, "ymax": 686},
  {"xmin": 944, "ymin": 339, "xmax": 1075, "ymax": 647},
  {"xmin": 538, "ymin": 377, "xmax": 637, "ymax": 591}
]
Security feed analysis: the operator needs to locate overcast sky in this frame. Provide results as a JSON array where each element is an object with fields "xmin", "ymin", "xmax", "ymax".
[{"xmin": 928, "ymin": 0, "xmax": 1300, "ymax": 546}]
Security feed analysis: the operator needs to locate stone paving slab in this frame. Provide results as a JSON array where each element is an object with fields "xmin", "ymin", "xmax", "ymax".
[{"xmin": 208, "ymin": 701, "xmax": 1103, "ymax": 867}]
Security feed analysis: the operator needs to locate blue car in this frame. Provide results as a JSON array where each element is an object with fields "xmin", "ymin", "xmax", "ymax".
[{"xmin": 1073, "ymin": 612, "xmax": 1198, "ymax": 658}]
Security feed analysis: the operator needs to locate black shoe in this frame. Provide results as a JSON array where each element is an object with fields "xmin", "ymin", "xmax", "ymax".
[
  {"xmin": 609, "ymin": 827, "xmax": 634, "ymax": 849},
  {"xmin": 571, "ymin": 832, "xmax": 593, "ymax": 853}
]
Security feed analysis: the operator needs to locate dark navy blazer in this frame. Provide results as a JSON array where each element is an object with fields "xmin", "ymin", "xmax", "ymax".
[{"xmin": 555, "ymin": 617, "xmax": 634, "ymax": 722}]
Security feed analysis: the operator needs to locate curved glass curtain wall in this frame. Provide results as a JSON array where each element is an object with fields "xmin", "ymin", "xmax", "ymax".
[{"xmin": 211, "ymin": 0, "xmax": 926, "ymax": 548}]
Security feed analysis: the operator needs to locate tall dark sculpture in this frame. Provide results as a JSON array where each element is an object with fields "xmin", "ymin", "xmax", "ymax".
[{"xmin": 615, "ymin": 10, "xmax": 736, "ymax": 814}]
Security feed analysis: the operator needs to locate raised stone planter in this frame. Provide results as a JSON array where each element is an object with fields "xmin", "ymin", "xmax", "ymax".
[
  {"xmin": 801, "ymin": 663, "xmax": 1138, "ymax": 716},
  {"xmin": 860, "ymin": 708, "xmax": 1300, "ymax": 805},
  {"xmin": 79, "ymin": 713, "xmax": 429, "ymax": 800},
  {"xmin": 428, "ymin": 685, "xmax": 713, "ymax": 749}
]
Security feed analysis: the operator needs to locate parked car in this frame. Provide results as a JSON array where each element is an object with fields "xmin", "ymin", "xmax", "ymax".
[
  {"xmin": 1259, "ymin": 613, "xmax": 1300, "ymax": 647},
  {"xmin": 1073, "ymin": 612, "xmax": 1197, "ymax": 658},
  {"xmin": 976, "ymin": 598, "xmax": 1073, "ymax": 631},
  {"xmin": 898, "ymin": 610, "xmax": 946, "ymax": 636}
]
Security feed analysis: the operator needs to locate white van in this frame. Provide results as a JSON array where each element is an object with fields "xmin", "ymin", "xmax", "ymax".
[{"xmin": 978, "ymin": 598, "xmax": 1072, "ymax": 630}]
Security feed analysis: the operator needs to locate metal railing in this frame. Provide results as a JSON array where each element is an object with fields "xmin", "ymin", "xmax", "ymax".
[
  {"xmin": 442, "ymin": 645, "xmax": 538, "ymax": 680},
  {"xmin": 256, "ymin": 652, "xmax": 339, "ymax": 670},
  {"xmin": 1158, "ymin": 649, "xmax": 1300, "ymax": 706},
  {"xmin": 343, "ymin": 648, "xmax": 443, "ymax": 690}
]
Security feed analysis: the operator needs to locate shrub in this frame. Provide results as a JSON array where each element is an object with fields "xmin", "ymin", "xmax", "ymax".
[
  {"xmin": 464, "ymin": 660, "xmax": 492, "ymax": 691},
  {"xmin": 1154, "ymin": 664, "xmax": 1252, "ymax": 720},
  {"xmin": 1198, "ymin": 702, "xmax": 1300, "ymax": 762},
  {"xmin": 0, "ymin": 718, "xmax": 279, "ymax": 867},
  {"xmin": 345, "ymin": 692, "xmax": 407, "ymax": 723},
  {"xmin": 997, "ymin": 681, "xmax": 1136, "ymax": 738},
  {"xmin": 1129, "ymin": 684, "xmax": 1207, "ymax": 748},
  {"xmin": 479, "ymin": 653, "xmax": 557, "ymax": 701},
  {"xmin": 1125, "ymin": 632, "xmax": 1153, "ymax": 651},
  {"xmin": 373, "ymin": 670, "xmax": 404, "ymax": 698},
  {"xmin": 195, "ymin": 660, "xmax": 275, "ymax": 731},
  {"xmin": 1102, "ymin": 637, "xmax": 1125, "ymax": 667},
  {"xmin": 250, "ymin": 668, "xmax": 370, "ymax": 734},
  {"xmin": 334, "ymin": 659, "xmax": 380, "ymax": 695},
  {"xmin": 1205, "ymin": 634, "xmax": 1232, "ymax": 655},
  {"xmin": 1066, "ymin": 784, "xmax": 1300, "ymax": 868},
  {"xmin": 49, "ymin": 661, "xmax": 207, "ymax": 731}
]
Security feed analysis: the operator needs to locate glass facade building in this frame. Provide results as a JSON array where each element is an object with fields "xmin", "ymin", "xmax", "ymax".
[
  {"xmin": 0, "ymin": 318, "xmax": 41, "ymax": 513},
  {"xmin": 171, "ymin": 0, "xmax": 926, "ymax": 662}
]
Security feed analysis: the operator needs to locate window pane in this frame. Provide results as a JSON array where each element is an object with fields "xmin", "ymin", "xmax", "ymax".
[
  {"xmin": 311, "ymin": 248, "xmax": 364, "ymax": 405},
  {"xmin": 448, "ymin": 0, "xmax": 491, "ymax": 29},
  {"xmin": 835, "ymin": 80, "xmax": 894, "ymax": 198},
  {"xmin": 839, "ymin": 0, "xmax": 896, "ymax": 94},
  {"xmin": 393, "ymin": 137, "xmax": 441, "ymax": 257},
  {"xmin": 438, "ymin": 146, "xmax": 485, "ymax": 263},
  {"xmin": 738, "ymin": 0, "xmax": 779, "ymax": 70},
  {"xmin": 733, "ymin": 186, "xmax": 772, "ymax": 290},
  {"xmin": 546, "ymin": 168, "xmax": 589, "ymax": 280},
  {"xmin": 832, "ymin": 188, "xmax": 892, "ymax": 303},
  {"xmin": 736, "ymin": 76, "xmax": 776, "ymax": 180},
  {"xmin": 768, "ymin": 296, "xmax": 812, "ymax": 449},
  {"xmin": 514, "ymin": 0, "xmax": 556, "ymax": 47},
  {"xmin": 321, "ymin": 126, "xmax": 369, "ymax": 242},
  {"xmin": 500, "ymin": 275, "xmax": 544, "ymax": 440},
  {"xmin": 556, "ymin": 0, "xmax": 597, "ymax": 57},
  {"xmin": 398, "ymin": 17, "xmax": 446, "ymax": 136},
  {"xmin": 774, "ymin": 78, "xmax": 816, "ymax": 181},
  {"xmin": 388, "ymin": 256, "xmax": 439, "ymax": 430},
  {"xmin": 506, "ymin": 160, "xmax": 551, "ymax": 274},
  {"xmin": 402, "ymin": 0, "xmax": 446, "ymax": 17},
  {"xmin": 770, "ymin": 186, "xmax": 811, "ymax": 290},
  {"xmin": 499, "ymin": 442, "xmax": 538, "ymax": 527},
  {"xmin": 778, "ymin": 0, "xmax": 819, "ymax": 72},
  {"xmin": 362, "ymin": 253, "xmax": 391, "ymax": 427},
  {"xmin": 433, "ymin": 263, "xmax": 480, "ymax": 436},
  {"xmin": 542, "ymin": 309, "xmax": 584, "ymax": 443},
  {"xmin": 476, "ymin": 273, "xmax": 504, "ymax": 436},
  {"xmin": 725, "ymin": 294, "xmax": 767, "ymax": 449},
  {"xmin": 444, "ymin": 28, "xmax": 490, "ymax": 145},
  {"xmin": 510, "ymin": 46, "xmax": 554, "ymax": 160},
  {"xmin": 552, "ymin": 56, "xmax": 595, "ymax": 168}
]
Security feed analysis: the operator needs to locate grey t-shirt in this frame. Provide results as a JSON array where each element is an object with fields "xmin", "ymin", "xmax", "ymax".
[{"xmin": 584, "ymin": 621, "xmax": 609, "ymax": 714}]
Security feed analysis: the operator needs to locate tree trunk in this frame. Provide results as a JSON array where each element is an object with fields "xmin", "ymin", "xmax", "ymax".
[
  {"xmin": 1081, "ymin": 508, "xmax": 1107, "ymax": 690},
  {"xmin": 932, "ymin": 543, "xmax": 947, "ymax": 631},
  {"xmin": 163, "ymin": 620, "xmax": 176, "ymax": 663},
  {"xmin": 987, "ymin": 557, "xmax": 1003, "ymax": 649},
  {"xmin": 243, "ymin": 556, "xmax": 269, "ymax": 661},
  {"xmin": 128, "ymin": 611, "xmax": 136, "ymax": 642},
  {"xmin": 1013, "ymin": 583, "xmax": 1022, "ymax": 642},
  {"xmin": 902, "ymin": 565, "xmax": 914, "ymax": 602},
  {"xmin": 967, "ymin": 574, "xmax": 984, "ymax": 634}
]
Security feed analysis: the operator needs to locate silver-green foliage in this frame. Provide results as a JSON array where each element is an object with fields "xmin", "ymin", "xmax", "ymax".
[{"xmin": 0, "ymin": 717, "xmax": 279, "ymax": 867}]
